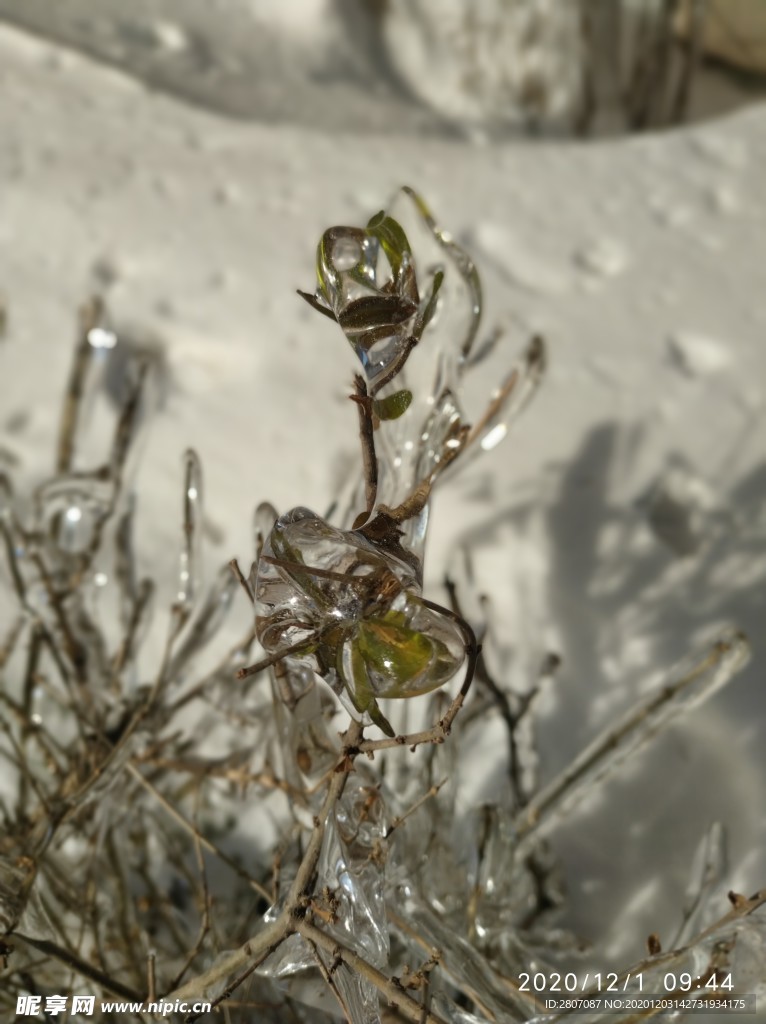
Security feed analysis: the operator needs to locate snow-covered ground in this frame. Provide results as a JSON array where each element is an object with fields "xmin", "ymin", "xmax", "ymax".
[{"xmin": 1, "ymin": 7, "xmax": 764, "ymax": 1010}]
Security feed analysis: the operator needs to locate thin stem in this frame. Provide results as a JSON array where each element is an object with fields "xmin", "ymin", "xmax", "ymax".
[
  {"xmin": 57, "ymin": 297, "xmax": 103, "ymax": 473},
  {"xmin": 235, "ymin": 637, "xmax": 315, "ymax": 681},
  {"xmin": 513, "ymin": 630, "xmax": 749, "ymax": 853},
  {"xmin": 351, "ymin": 374, "xmax": 378, "ymax": 520},
  {"xmin": 127, "ymin": 762, "xmax": 273, "ymax": 905},
  {"xmin": 14, "ymin": 933, "xmax": 144, "ymax": 1002},
  {"xmin": 228, "ymin": 557, "xmax": 254, "ymax": 603}
]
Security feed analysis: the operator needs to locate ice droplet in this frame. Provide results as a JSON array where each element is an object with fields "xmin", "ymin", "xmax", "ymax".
[{"xmin": 87, "ymin": 326, "xmax": 117, "ymax": 350}]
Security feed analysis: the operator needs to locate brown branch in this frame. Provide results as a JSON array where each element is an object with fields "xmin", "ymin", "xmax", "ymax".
[
  {"xmin": 350, "ymin": 374, "xmax": 378, "ymax": 521},
  {"xmin": 235, "ymin": 636, "xmax": 315, "ymax": 681},
  {"xmin": 229, "ymin": 557, "xmax": 254, "ymax": 603},
  {"xmin": 14, "ymin": 932, "xmax": 144, "ymax": 1002},
  {"xmin": 126, "ymin": 762, "xmax": 273, "ymax": 905},
  {"xmin": 385, "ymin": 780, "xmax": 446, "ymax": 839},
  {"xmin": 57, "ymin": 297, "xmax": 103, "ymax": 473}
]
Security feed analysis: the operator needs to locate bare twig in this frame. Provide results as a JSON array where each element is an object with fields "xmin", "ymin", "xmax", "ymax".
[
  {"xmin": 56, "ymin": 297, "xmax": 103, "ymax": 473},
  {"xmin": 350, "ymin": 374, "xmax": 378, "ymax": 522},
  {"xmin": 229, "ymin": 557, "xmax": 254, "ymax": 603}
]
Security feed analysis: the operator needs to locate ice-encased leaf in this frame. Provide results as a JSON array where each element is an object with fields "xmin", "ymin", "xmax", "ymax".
[
  {"xmin": 314, "ymin": 220, "xmax": 417, "ymax": 392},
  {"xmin": 255, "ymin": 506, "xmax": 418, "ymax": 655},
  {"xmin": 366, "ymin": 210, "xmax": 415, "ymax": 290},
  {"xmin": 372, "ymin": 388, "xmax": 412, "ymax": 421},
  {"xmin": 254, "ymin": 507, "xmax": 466, "ymax": 734}
]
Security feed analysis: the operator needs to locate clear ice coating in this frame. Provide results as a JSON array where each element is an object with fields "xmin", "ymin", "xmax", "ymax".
[
  {"xmin": 3, "ymin": 202, "xmax": 759, "ymax": 1024},
  {"xmin": 316, "ymin": 776, "xmax": 389, "ymax": 1022},
  {"xmin": 307, "ymin": 189, "xmax": 476, "ymax": 526},
  {"xmin": 0, "ymin": 300, "xmax": 166, "ymax": 699},
  {"xmin": 303, "ymin": 186, "xmax": 546, "ymax": 566},
  {"xmin": 254, "ymin": 507, "xmax": 465, "ymax": 735},
  {"xmin": 257, "ymin": 188, "xmax": 548, "ymax": 737},
  {"xmin": 314, "ymin": 222, "xmax": 419, "ymax": 391}
]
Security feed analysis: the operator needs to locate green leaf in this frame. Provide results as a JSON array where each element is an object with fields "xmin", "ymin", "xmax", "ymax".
[
  {"xmin": 366, "ymin": 213, "xmax": 413, "ymax": 285},
  {"xmin": 372, "ymin": 390, "xmax": 413, "ymax": 421},
  {"xmin": 338, "ymin": 295, "xmax": 416, "ymax": 333}
]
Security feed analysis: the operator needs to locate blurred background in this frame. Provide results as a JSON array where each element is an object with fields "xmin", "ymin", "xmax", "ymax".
[
  {"xmin": 2, "ymin": 0, "xmax": 766, "ymax": 136},
  {"xmin": 1, "ymin": 0, "xmax": 765, "ymax": 1006}
]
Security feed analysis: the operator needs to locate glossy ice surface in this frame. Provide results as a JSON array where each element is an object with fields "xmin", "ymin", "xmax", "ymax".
[{"xmin": 254, "ymin": 507, "xmax": 465, "ymax": 734}]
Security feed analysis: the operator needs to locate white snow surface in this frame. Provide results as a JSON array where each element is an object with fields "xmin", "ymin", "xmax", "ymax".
[{"xmin": 1, "ymin": 18, "xmax": 765, "ymax": 991}]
